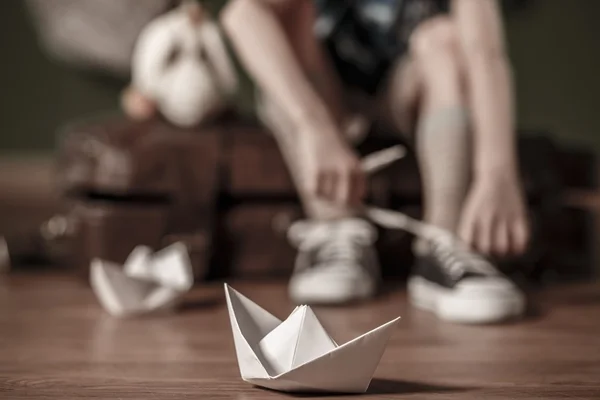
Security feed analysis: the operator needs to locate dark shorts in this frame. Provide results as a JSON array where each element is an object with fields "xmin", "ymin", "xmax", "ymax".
[{"xmin": 314, "ymin": 0, "xmax": 448, "ymax": 95}]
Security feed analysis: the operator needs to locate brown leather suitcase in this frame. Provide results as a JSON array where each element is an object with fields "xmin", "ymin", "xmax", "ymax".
[
  {"xmin": 67, "ymin": 199, "xmax": 168, "ymax": 276},
  {"xmin": 57, "ymin": 116, "xmax": 223, "ymax": 280}
]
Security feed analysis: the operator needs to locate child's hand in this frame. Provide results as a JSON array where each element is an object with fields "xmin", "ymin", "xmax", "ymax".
[
  {"xmin": 297, "ymin": 123, "xmax": 366, "ymax": 207},
  {"xmin": 458, "ymin": 173, "xmax": 529, "ymax": 257}
]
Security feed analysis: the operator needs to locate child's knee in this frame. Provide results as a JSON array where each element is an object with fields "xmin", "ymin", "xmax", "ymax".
[{"xmin": 410, "ymin": 16, "xmax": 458, "ymax": 60}]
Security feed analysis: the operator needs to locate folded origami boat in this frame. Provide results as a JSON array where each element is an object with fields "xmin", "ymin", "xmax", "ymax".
[
  {"xmin": 224, "ymin": 284, "xmax": 400, "ymax": 393},
  {"xmin": 90, "ymin": 243, "xmax": 194, "ymax": 317}
]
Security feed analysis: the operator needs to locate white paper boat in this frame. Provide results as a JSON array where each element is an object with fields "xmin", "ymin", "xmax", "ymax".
[
  {"xmin": 90, "ymin": 243, "xmax": 193, "ymax": 317},
  {"xmin": 224, "ymin": 284, "xmax": 400, "ymax": 393}
]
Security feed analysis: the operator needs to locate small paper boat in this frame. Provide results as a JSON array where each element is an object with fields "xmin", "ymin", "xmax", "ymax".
[
  {"xmin": 90, "ymin": 243, "xmax": 193, "ymax": 317},
  {"xmin": 224, "ymin": 284, "xmax": 400, "ymax": 393}
]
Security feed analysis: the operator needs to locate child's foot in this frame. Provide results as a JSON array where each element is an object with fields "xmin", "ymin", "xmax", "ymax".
[
  {"xmin": 287, "ymin": 218, "xmax": 380, "ymax": 304},
  {"xmin": 408, "ymin": 239, "xmax": 526, "ymax": 324}
]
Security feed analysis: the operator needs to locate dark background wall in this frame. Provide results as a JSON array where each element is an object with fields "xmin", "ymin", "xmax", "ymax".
[
  {"xmin": 0, "ymin": 1, "xmax": 122, "ymax": 151},
  {"xmin": 0, "ymin": 0, "xmax": 598, "ymax": 153},
  {"xmin": 507, "ymin": 0, "xmax": 600, "ymax": 152}
]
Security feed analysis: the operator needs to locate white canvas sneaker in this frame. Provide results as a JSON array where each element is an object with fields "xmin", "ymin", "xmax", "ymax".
[
  {"xmin": 408, "ymin": 239, "xmax": 526, "ymax": 324},
  {"xmin": 287, "ymin": 218, "xmax": 380, "ymax": 305}
]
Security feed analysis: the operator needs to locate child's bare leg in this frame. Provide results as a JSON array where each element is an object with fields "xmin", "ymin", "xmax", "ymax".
[
  {"xmin": 386, "ymin": 10, "xmax": 529, "ymax": 258},
  {"xmin": 453, "ymin": 0, "xmax": 529, "ymax": 257},
  {"xmin": 383, "ymin": 16, "xmax": 526, "ymax": 324},
  {"xmin": 258, "ymin": 94, "xmax": 379, "ymax": 305},
  {"xmin": 413, "ymin": 18, "xmax": 471, "ymax": 239},
  {"xmin": 385, "ymin": 17, "xmax": 471, "ymax": 244},
  {"xmin": 252, "ymin": 2, "xmax": 379, "ymax": 304},
  {"xmin": 222, "ymin": 1, "xmax": 366, "ymax": 210},
  {"xmin": 257, "ymin": 93, "xmax": 357, "ymax": 220},
  {"xmin": 256, "ymin": 1, "xmax": 358, "ymax": 220}
]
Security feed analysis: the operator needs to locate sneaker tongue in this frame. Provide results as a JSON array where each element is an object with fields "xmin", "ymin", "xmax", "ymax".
[{"xmin": 335, "ymin": 218, "xmax": 377, "ymax": 241}]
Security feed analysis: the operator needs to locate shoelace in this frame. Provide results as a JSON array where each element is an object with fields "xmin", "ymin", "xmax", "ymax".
[
  {"xmin": 365, "ymin": 206, "xmax": 499, "ymax": 281},
  {"xmin": 289, "ymin": 221, "xmax": 375, "ymax": 273},
  {"xmin": 316, "ymin": 232, "xmax": 365, "ymax": 266}
]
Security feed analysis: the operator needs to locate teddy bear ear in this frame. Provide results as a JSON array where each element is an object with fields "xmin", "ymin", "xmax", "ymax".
[{"xmin": 120, "ymin": 86, "xmax": 158, "ymax": 121}]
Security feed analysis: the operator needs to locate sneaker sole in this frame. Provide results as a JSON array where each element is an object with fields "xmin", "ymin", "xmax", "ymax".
[{"xmin": 407, "ymin": 276, "xmax": 526, "ymax": 324}]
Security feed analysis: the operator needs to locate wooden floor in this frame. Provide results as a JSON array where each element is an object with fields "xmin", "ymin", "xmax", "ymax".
[{"xmin": 1, "ymin": 274, "xmax": 600, "ymax": 399}]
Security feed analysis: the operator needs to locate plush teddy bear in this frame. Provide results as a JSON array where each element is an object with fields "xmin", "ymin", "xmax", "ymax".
[{"xmin": 121, "ymin": 1, "xmax": 239, "ymax": 128}]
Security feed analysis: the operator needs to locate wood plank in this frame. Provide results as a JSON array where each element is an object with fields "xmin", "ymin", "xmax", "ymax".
[{"xmin": 1, "ymin": 275, "xmax": 599, "ymax": 399}]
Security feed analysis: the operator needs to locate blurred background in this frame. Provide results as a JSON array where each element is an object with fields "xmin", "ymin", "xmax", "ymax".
[
  {"xmin": 0, "ymin": 0, "xmax": 599, "ymax": 282},
  {"xmin": 1, "ymin": 0, "xmax": 598, "ymax": 151}
]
